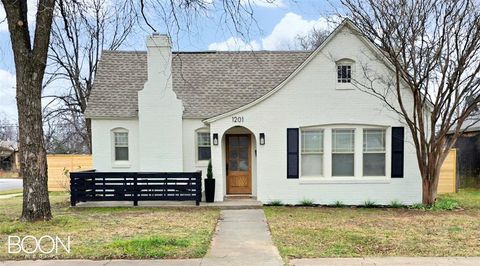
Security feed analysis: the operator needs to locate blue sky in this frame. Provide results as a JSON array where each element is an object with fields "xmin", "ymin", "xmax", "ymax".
[{"xmin": 0, "ymin": 0, "xmax": 338, "ymax": 122}]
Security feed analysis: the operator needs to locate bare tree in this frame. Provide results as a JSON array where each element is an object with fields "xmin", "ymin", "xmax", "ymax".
[
  {"xmin": 339, "ymin": 0, "xmax": 480, "ymax": 204},
  {"xmin": 0, "ymin": 114, "xmax": 18, "ymax": 141},
  {"xmin": 1, "ymin": 0, "xmax": 55, "ymax": 221},
  {"xmin": 45, "ymin": 0, "xmax": 137, "ymax": 153},
  {"xmin": 296, "ymin": 27, "xmax": 330, "ymax": 50}
]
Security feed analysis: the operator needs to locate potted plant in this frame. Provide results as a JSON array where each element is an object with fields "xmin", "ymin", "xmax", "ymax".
[{"xmin": 205, "ymin": 160, "xmax": 215, "ymax": 202}]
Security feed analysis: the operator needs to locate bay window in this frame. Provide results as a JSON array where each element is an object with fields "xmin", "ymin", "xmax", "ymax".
[{"xmin": 301, "ymin": 130, "xmax": 324, "ymax": 176}]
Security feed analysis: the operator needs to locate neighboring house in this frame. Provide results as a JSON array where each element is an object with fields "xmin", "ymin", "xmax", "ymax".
[
  {"xmin": 447, "ymin": 116, "xmax": 480, "ymax": 188},
  {"xmin": 0, "ymin": 141, "xmax": 19, "ymax": 172},
  {"xmin": 86, "ymin": 20, "xmax": 423, "ymax": 204}
]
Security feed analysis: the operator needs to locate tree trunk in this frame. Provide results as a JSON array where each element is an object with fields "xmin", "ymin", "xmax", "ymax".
[
  {"xmin": 18, "ymin": 74, "xmax": 52, "ymax": 222},
  {"xmin": 86, "ymin": 117, "xmax": 92, "ymax": 154},
  {"xmin": 422, "ymin": 174, "xmax": 439, "ymax": 206},
  {"xmin": 2, "ymin": 0, "xmax": 56, "ymax": 221}
]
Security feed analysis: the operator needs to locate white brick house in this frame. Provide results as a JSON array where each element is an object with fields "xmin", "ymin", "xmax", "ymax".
[{"xmin": 86, "ymin": 20, "xmax": 423, "ymax": 204}]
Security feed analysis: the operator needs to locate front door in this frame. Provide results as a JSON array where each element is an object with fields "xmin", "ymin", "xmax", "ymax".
[{"xmin": 226, "ymin": 134, "xmax": 252, "ymax": 194}]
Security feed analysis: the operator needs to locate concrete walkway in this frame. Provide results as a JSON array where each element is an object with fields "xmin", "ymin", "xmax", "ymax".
[{"xmin": 202, "ymin": 209, "xmax": 283, "ymax": 266}]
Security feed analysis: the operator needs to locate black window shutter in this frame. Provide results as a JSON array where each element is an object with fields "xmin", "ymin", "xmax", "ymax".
[
  {"xmin": 391, "ymin": 127, "xmax": 404, "ymax": 178},
  {"xmin": 287, "ymin": 128, "xmax": 299, "ymax": 179}
]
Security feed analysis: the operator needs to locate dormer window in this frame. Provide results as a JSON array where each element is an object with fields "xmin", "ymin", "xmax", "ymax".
[{"xmin": 337, "ymin": 65, "xmax": 352, "ymax": 83}]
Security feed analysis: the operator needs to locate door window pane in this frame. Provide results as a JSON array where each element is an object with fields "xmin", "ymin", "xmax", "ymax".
[{"xmin": 228, "ymin": 136, "xmax": 249, "ymax": 172}]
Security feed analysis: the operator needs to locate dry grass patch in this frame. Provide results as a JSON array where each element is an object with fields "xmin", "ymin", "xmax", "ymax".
[
  {"xmin": 265, "ymin": 190, "xmax": 480, "ymax": 258},
  {"xmin": 0, "ymin": 193, "xmax": 219, "ymax": 260}
]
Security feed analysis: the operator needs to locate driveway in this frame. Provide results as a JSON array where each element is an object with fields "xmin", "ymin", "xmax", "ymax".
[{"xmin": 0, "ymin": 179, "xmax": 22, "ymax": 192}]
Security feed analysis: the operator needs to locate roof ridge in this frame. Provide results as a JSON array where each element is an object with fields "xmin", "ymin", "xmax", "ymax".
[{"xmin": 102, "ymin": 50, "xmax": 312, "ymax": 54}]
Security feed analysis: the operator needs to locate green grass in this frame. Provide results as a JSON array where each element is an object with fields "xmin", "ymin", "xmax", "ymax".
[
  {"xmin": 0, "ymin": 193, "xmax": 219, "ymax": 260},
  {"xmin": 438, "ymin": 189, "xmax": 480, "ymax": 209},
  {"xmin": 0, "ymin": 189, "xmax": 22, "ymax": 196},
  {"xmin": 389, "ymin": 200, "xmax": 404, "ymax": 208},
  {"xmin": 265, "ymin": 189, "xmax": 480, "ymax": 259}
]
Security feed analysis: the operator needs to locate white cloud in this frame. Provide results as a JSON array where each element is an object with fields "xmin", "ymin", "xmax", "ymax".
[
  {"xmin": 208, "ymin": 13, "xmax": 338, "ymax": 51},
  {"xmin": 0, "ymin": 69, "xmax": 17, "ymax": 120},
  {"xmin": 208, "ymin": 37, "xmax": 260, "ymax": 51},
  {"xmin": 262, "ymin": 13, "xmax": 335, "ymax": 50}
]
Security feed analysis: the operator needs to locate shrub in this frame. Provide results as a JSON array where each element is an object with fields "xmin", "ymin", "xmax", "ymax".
[
  {"xmin": 434, "ymin": 198, "xmax": 459, "ymax": 211},
  {"xmin": 299, "ymin": 198, "xmax": 315, "ymax": 206},
  {"xmin": 267, "ymin": 200, "xmax": 283, "ymax": 206},
  {"xmin": 389, "ymin": 200, "xmax": 404, "ymax": 208},
  {"xmin": 206, "ymin": 160, "xmax": 213, "ymax": 179},
  {"xmin": 362, "ymin": 199, "xmax": 377, "ymax": 208},
  {"xmin": 332, "ymin": 200, "xmax": 345, "ymax": 208}
]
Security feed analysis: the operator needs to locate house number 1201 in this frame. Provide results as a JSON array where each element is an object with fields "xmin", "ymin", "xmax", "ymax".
[{"xmin": 232, "ymin": 116, "xmax": 244, "ymax": 123}]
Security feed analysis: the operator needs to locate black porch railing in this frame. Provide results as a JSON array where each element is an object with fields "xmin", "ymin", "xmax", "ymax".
[{"xmin": 70, "ymin": 170, "xmax": 202, "ymax": 206}]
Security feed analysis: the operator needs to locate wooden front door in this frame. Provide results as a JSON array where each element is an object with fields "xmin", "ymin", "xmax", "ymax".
[{"xmin": 226, "ymin": 134, "xmax": 252, "ymax": 194}]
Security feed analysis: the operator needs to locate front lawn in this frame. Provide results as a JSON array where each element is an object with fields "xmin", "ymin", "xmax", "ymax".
[
  {"xmin": 0, "ymin": 193, "xmax": 219, "ymax": 260},
  {"xmin": 265, "ymin": 189, "xmax": 480, "ymax": 259}
]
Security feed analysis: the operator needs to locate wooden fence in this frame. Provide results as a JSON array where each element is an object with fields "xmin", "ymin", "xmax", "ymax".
[
  {"xmin": 47, "ymin": 154, "xmax": 92, "ymax": 191},
  {"xmin": 438, "ymin": 149, "xmax": 457, "ymax": 194},
  {"xmin": 70, "ymin": 171, "xmax": 202, "ymax": 206}
]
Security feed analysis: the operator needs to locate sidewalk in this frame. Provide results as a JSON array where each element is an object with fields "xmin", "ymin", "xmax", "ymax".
[{"xmin": 201, "ymin": 209, "xmax": 283, "ymax": 266}]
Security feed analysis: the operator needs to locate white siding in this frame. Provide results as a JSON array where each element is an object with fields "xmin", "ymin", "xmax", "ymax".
[
  {"xmin": 91, "ymin": 119, "xmax": 140, "ymax": 171},
  {"xmin": 209, "ymin": 25, "xmax": 422, "ymax": 205}
]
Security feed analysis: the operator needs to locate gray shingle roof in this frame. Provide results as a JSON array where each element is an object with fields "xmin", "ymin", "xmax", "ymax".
[{"xmin": 86, "ymin": 50, "xmax": 311, "ymax": 119}]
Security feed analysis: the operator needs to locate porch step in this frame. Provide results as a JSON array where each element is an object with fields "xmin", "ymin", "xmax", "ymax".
[
  {"xmin": 208, "ymin": 198, "xmax": 263, "ymax": 209},
  {"xmin": 224, "ymin": 194, "xmax": 255, "ymax": 200}
]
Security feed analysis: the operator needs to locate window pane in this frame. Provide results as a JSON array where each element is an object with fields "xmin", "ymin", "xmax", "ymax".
[
  {"xmin": 363, "ymin": 129, "xmax": 385, "ymax": 152},
  {"xmin": 115, "ymin": 147, "xmax": 128, "ymax": 161},
  {"xmin": 302, "ymin": 154, "xmax": 323, "ymax": 176},
  {"xmin": 333, "ymin": 129, "xmax": 354, "ymax": 152},
  {"xmin": 114, "ymin": 132, "xmax": 128, "ymax": 146},
  {"xmin": 337, "ymin": 65, "xmax": 352, "ymax": 83},
  {"xmin": 363, "ymin": 153, "xmax": 386, "ymax": 176},
  {"xmin": 332, "ymin": 154, "xmax": 354, "ymax": 176},
  {"xmin": 198, "ymin": 132, "xmax": 210, "ymax": 146},
  {"xmin": 301, "ymin": 131, "xmax": 323, "ymax": 152},
  {"xmin": 198, "ymin": 147, "xmax": 211, "ymax": 161}
]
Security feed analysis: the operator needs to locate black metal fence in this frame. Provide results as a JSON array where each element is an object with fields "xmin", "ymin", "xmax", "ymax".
[{"xmin": 70, "ymin": 170, "xmax": 202, "ymax": 206}]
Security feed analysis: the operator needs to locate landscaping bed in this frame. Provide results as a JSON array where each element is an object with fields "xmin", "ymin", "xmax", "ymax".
[
  {"xmin": 0, "ymin": 193, "xmax": 220, "ymax": 260},
  {"xmin": 265, "ymin": 189, "xmax": 480, "ymax": 259}
]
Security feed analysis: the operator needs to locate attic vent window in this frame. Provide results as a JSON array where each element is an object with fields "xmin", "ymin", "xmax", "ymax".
[{"xmin": 337, "ymin": 65, "xmax": 352, "ymax": 83}]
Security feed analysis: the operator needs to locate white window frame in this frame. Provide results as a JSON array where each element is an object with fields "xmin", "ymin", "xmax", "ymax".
[
  {"xmin": 332, "ymin": 128, "xmax": 355, "ymax": 177},
  {"xmin": 335, "ymin": 58, "xmax": 355, "ymax": 90},
  {"xmin": 196, "ymin": 129, "xmax": 211, "ymax": 164},
  {"xmin": 362, "ymin": 128, "xmax": 387, "ymax": 177},
  {"xmin": 337, "ymin": 65, "xmax": 352, "ymax": 83},
  {"xmin": 297, "ymin": 125, "xmax": 392, "ymax": 184},
  {"xmin": 111, "ymin": 128, "xmax": 130, "ymax": 168},
  {"xmin": 300, "ymin": 129, "xmax": 324, "ymax": 177}
]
